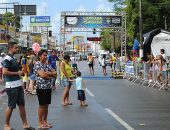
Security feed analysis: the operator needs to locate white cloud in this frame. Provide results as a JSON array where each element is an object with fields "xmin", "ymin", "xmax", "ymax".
[
  {"xmin": 37, "ymin": 1, "xmax": 48, "ymax": 15},
  {"xmin": 96, "ymin": 4, "xmax": 112, "ymax": 12},
  {"xmin": 76, "ymin": 5, "xmax": 86, "ymax": 12}
]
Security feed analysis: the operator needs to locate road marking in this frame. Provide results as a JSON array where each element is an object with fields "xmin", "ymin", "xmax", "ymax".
[
  {"xmin": 85, "ymin": 88, "xmax": 94, "ymax": 97},
  {"xmin": 105, "ymin": 108, "xmax": 135, "ymax": 130}
]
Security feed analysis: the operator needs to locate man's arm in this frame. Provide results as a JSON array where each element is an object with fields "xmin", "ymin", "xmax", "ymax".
[{"xmin": 3, "ymin": 67, "xmax": 24, "ymax": 76}]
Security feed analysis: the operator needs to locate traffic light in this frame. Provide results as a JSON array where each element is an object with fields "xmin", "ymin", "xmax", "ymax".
[
  {"xmin": 49, "ymin": 30, "xmax": 52, "ymax": 37},
  {"xmin": 93, "ymin": 28, "xmax": 96, "ymax": 34}
]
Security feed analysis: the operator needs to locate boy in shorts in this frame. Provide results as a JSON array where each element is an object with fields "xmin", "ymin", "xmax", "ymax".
[{"xmin": 75, "ymin": 71, "xmax": 88, "ymax": 107}]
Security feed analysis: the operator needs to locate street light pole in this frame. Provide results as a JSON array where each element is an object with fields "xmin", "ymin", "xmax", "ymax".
[
  {"xmin": 163, "ymin": 15, "xmax": 167, "ymax": 30},
  {"xmin": 139, "ymin": 0, "xmax": 143, "ymax": 57}
]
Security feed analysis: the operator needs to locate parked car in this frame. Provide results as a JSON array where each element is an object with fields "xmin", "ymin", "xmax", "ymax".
[{"xmin": 81, "ymin": 55, "xmax": 87, "ymax": 60}]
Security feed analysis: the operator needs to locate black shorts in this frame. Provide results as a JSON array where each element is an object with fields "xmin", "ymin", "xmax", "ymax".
[
  {"xmin": 89, "ymin": 63, "xmax": 93, "ymax": 68},
  {"xmin": 36, "ymin": 89, "xmax": 52, "ymax": 106},
  {"xmin": 77, "ymin": 90, "xmax": 86, "ymax": 101},
  {"xmin": 6, "ymin": 86, "xmax": 25, "ymax": 109}
]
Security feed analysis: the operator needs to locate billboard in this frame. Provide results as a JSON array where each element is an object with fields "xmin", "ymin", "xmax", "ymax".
[
  {"xmin": 30, "ymin": 16, "xmax": 50, "ymax": 26},
  {"xmin": 14, "ymin": 5, "xmax": 36, "ymax": 15},
  {"xmin": 87, "ymin": 37, "xmax": 101, "ymax": 41},
  {"xmin": 65, "ymin": 16, "xmax": 122, "ymax": 28}
]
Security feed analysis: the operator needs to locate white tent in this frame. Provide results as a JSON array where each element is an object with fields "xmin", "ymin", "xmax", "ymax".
[{"xmin": 151, "ymin": 31, "xmax": 170, "ymax": 57}]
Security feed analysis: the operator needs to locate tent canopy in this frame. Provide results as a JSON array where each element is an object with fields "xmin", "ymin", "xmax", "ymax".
[{"xmin": 151, "ymin": 32, "xmax": 170, "ymax": 57}]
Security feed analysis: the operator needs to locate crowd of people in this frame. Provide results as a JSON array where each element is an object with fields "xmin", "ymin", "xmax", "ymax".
[
  {"xmin": 125, "ymin": 49, "xmax": 170, "ymax": 90},
  {"xmin": 0, "ymin": 41, "xmax": 88, "ymax": 130}
]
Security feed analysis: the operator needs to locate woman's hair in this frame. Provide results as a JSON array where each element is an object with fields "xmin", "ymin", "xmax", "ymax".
[
  {"xmin": 103, "ymin": 54, "xmax": 106, "ymax": 59},
  {"xmin": 63, "ymin": 55, "xmax": 70, "ymax": 60},
  {"xmin": 38, "ymin": 49, "xmax": 47, "ymax": 57}
]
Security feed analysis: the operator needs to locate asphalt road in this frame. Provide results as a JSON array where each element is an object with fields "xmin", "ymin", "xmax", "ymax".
[{"xmin": 0, "ymin": 59, "xmax": 170, "ymax": 130}]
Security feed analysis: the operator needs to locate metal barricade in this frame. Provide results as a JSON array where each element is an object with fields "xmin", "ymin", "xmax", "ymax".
[{"xmin": 124, "ymin": 61, "xmax": 134, "ymax": 80}]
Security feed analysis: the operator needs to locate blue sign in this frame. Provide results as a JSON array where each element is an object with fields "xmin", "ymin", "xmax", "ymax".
[
  {"xmin": 30, "ymin": 16, "xmax": 50, "ymax": 26},
  {"xmin": 65, "ymin": 16, "xmax": 122, "ymax": 28}
]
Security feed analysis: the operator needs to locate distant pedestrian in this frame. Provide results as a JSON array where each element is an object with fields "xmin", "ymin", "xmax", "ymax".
[
  {"xmin": 34, "ymin": 49, "xmax": 57, "ymax": 129},
  {"xmin": 101, "ymin": 54, "xmax": 107, "ymax": 76},
  {"xmin": 75, "ymin": 71, "xmax": 88, "ymax": 107},
  {"xmin": 2, "ymin": 41, "xmax": 35, "ymax": 130},
  {"xmin": 87, "ymin": 53, "xmax": 95, "ymax": 75},
  {"xmin": 48, "ymin": 50, "xmax": 59, "ymax": 89}
]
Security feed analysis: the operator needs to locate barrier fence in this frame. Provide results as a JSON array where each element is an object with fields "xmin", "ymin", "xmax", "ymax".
[{"xmin": 124, "ymin": 61, "xmax": 170, "ymax": 90}]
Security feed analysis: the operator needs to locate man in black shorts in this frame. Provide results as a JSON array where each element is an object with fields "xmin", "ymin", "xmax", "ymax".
[{"xmin": 2, "ymin": 41, "xmax": 35, "ymax": 130}]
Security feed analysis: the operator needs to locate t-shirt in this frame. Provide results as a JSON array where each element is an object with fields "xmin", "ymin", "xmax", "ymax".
[
  {"xmin": 48, "ymin": 55, "xmax": 59, "ymax": 69},
  {"xmin": 34, "ymin": 61, "xmax": 53, "ymax": 89},
  {"xmin": 21, "ymin": 57, "xmax": 29, "ymax": 72},
  {"xmin": 2, "ymin": 54, "xmax": 20, "ymax": 82},
  {"xmin": 75, "ymin": 77, "xmax": 83, "ymax": 90},
  {"xmin": 133, "ymin": 39, "xmax": 139, "ymax": 50}
]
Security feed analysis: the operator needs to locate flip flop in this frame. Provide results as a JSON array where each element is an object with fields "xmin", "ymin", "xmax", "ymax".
[
  {"xmin": 4, "ymin": 127, "xmax": 16, "ymax": 130},
  {"xmin": 46, "ymin": 123, "xmax": 53, "ymax": 128},
  {"xmin": 61, "ymin": 103, "xmax": 68, "ymax": 106},
  {"xmin": 67, "ymin": 102, "xmax": 73, "ymax": 105},
  {"xmin": 38, "ymin": 125, "xmax": 50, "ymax": 129},
  {"xmin": 24, "ymin": 126, "xmax": 36, "ymax": 130}
]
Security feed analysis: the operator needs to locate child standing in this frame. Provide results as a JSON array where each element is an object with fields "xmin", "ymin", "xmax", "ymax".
[{"xmin": 75, "ymin": 71, "xmax": 88, "ymax": 107}]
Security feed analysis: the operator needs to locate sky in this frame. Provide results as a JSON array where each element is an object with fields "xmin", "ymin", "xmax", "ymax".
[{"xmin": 0, "ymin": 0, "xmax": 114, "ymax": 41}]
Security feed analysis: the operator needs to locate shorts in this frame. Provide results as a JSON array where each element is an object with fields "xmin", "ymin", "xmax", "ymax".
[
  {"xmin": 6, "ymin": 86, "xmax": 25, "ymax": 109},
  {"xmin": 36, "ymin": 89, "xmax": 52, "ymax": 106},
  {"xmin": 61, "ymin": 77, "xmax": 72, "ymax": 87},
  {"xmin": 89, "ymin": 63, "xmax": 93, "ymax": 68},
  {"xmin": 72, "ymin": 64, "xmax": 77, "ymax": 68},
  {"xmin": 29, "ymin": 74, "xmax": 36, "ymax": 80},
  {"xmin": 77, "ymin": 90, "xmax": 86, "ymax": 101}
]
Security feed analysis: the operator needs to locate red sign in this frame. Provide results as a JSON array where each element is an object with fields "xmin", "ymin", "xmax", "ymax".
[{"xmin": 87, "ymin": 37, "xmax": 101, "ymax": 41}]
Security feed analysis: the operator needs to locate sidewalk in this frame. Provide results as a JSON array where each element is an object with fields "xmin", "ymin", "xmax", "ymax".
[{"xmin": 0, "ymin": 86, "xmax": 125, "ymax": 130}]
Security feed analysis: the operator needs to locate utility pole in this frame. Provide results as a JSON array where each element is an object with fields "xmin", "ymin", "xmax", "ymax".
[{"xmin": 139, "ymin": 0, "xmax": 143, "ymax": 57}]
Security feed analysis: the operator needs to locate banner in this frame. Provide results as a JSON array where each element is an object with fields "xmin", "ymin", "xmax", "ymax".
[
  {"xmin": 65, "ymin": 16, "xmax": 122, "ymax": 28},
  {"xmin": 30, "ymin": 16, "xmax": 50, "ymax": 26}
]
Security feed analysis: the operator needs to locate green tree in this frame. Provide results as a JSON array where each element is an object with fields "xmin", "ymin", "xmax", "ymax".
[
  {"xmin": 100, "ymin": 29, "xmax": 112, "ymax": 51},
  {"xmin": 108, "ymin": 0, "xmax": 170, "ymax": 45},
  {"xmin": 1, "ymin": 12, "xmax": 21, "ymax": 31}
]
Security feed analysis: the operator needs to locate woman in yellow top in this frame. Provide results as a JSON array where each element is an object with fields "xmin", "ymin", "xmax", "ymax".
[
  {"xmin": 60, "ymin": 55, "xmax": 73, "ymax": 106},
  {"xmin": 87, "ymin": 53, "xmax": 95, "ymax": 75},
  {"xmin": 112, "ymin": 54, "xmax": 117, "ymax": 71}
]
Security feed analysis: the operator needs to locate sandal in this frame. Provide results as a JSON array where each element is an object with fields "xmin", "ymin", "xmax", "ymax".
[
  {"xmin": 67, "ymin": 102, "xmax": 73, "ymax": 105},
  {"xmin": 38, "ymin": 125, "xmax": 50, "ymax": 129},
  {"xmin": 81, "ymin": 104, "xmax": 88, "ymax": 107},
  {"xmin": 45, "ymin": 123, "xmax": 53, "ymax": 128},
  {"xmin": 24, "ymin": 126, "xmax": 36, "ymax": 130}
]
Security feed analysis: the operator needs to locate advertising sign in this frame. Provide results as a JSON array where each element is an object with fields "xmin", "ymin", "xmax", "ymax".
[
  {"xmin": 14, "ymin": 5, "xmax": 36, "ymax": 15},
  {"xmin": 65, "ymin": 16, "xmax": 122, "ymax": 28},
  {"xmin": 87, "ymin": 37, "xmax": 101, "ymax": 41},
  {"xmin": 30, "ymin": 16, "xmax": 50, "ymax": 26}
]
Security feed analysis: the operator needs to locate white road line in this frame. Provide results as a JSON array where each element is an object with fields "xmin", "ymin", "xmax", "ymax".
[
  {"xmin": 105, "ymin": 108, "xmax": 135, "ymax": 130},
  {"xmin": 85, "ymin": 88, "xmax": 94, "ymax": 97}
]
